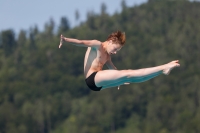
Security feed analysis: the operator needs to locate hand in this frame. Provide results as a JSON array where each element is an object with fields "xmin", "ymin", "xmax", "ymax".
[
  {"xmin": 59, "ymin": 34, "xmax": 64, "ymax": 48},
  {"xmin": 118, "ymin": 86, "xmax": 120, "ymax": 90},
  {"xmin": 118, "ymin": 83, "xmax": 130, "ymax": 90}
]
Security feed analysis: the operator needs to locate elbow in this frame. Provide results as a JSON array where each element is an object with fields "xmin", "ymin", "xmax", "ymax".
[{"xmin": 79, "ymin": 40, "xmax": 83, "ymax": 44}]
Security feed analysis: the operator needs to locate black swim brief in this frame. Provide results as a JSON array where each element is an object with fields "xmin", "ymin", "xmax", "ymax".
[{"xmin": 85, "ymin": 72, "xmax": 102, "ymax": 91}]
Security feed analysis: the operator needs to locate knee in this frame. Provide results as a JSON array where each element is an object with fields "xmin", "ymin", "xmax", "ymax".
[{"xmin": 120, "ymin": 69, "xmax": 133, "ymax": 79}]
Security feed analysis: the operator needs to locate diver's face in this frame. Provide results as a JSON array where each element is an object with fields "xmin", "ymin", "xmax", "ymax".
[{"xmin": 107, "ymin": 41, "xmax": 122, "ymax": 55}]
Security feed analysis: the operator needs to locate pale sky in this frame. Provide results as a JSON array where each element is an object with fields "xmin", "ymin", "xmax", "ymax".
[{"xmin": 0, "ymin": 0, "xmax": 147, "ymax": 34}]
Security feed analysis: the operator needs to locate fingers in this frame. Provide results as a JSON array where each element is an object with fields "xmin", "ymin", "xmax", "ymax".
[
  {"xmin": 118, "ymin": 86, "xmax": 120, "ymax": 90},
  {"xmin": 59, "ymin": 42, "xmax": 62, "ymax": 48},
  {"xmin": 59, "ymin": 34, "xmax": 63, "ymax": 48}
]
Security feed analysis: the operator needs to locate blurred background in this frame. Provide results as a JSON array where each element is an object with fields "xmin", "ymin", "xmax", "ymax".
[
  {"xmin": 0, "ymin": 0, "xmax": 147, "ymax": 34},
  {"xmin": 0, "ymin": 0, "xmax": 200, "ymax": 133}
]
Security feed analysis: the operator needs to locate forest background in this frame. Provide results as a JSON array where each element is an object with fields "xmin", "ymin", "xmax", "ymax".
[{"xmin": 0, "ymin": 0, "xmax": 200, "ymax": 133}]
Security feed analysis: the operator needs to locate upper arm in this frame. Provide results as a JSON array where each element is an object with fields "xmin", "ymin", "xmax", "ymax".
[{"xmin": 76, "ymin": 39, "xmax": 101, "ymax": 48}]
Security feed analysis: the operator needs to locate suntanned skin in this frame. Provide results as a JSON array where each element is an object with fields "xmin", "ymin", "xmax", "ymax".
[{"xmin": 59, "ymin": 34, "xmax": 180, "ymax": 90}]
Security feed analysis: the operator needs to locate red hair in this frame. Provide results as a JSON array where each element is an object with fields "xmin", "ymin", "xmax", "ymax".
[{"xmin": 106, "ymin": 31, "xmax": 126, "ymax": 46}]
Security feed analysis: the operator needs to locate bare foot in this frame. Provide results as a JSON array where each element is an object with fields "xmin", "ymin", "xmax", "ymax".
[
  {"xmin": 59, "ymin": 34, "xmax": 64, "ymax": 48},
  {"xmin": 163, "ymin": 60, "xmax": 180, "ymax": 75}
]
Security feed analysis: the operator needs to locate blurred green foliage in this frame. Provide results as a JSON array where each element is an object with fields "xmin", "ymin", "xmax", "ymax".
[{"xmin": 0, "ymin": 0, "xmax": 200, "ymax": 133}]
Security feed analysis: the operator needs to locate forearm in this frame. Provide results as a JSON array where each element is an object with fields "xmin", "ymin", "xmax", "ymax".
[
  {"xmin": 63, "ymin": 37, "xmax": 82, "ymax": 45},
  {"xmin": 60, "ymin": 35, "xmax": 101, "ymax": 48},
  {"xmin": 108, "ymin": 66, "xmax": 117, "ymax": 70},
  {"xmin": 106, "ymin": 61, "xmax": 117, "ymax": 70}
]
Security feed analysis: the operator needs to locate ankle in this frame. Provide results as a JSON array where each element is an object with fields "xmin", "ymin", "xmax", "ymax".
[{"xmin": 161, "ymin": 64, "xmax": 166, "ymax": 74}]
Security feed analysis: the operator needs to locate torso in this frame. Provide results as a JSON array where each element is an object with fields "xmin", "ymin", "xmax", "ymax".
[{"xmin": 84, "ymin": 44, "xmax": 109, "ymax": 78}]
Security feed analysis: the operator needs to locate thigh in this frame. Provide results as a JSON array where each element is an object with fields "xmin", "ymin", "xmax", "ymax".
[{"xmin": 95, "ymin": 70, "xmax": 129, "ymax": 87}]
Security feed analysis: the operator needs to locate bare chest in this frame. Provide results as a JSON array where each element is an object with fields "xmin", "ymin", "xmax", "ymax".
[
  {"xmin": 96, "ymin": 52, "xmax": 108, "ymax": 63},
  {"xmin": 84, "ymin": 46, "xmax": 109, "ymax": 77},
  {"xmin": 96, "ymin": 47, "xmax": 109, "ymax": 65}
]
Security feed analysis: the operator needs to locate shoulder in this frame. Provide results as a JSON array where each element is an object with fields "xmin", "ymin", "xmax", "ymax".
[
  {"xmin": 90, "ymin": 40, "xmax": 102, "ymax": 48},
  {"xmin": 91, "ymin": 40, "xmax": 102, "ymax": 45}
]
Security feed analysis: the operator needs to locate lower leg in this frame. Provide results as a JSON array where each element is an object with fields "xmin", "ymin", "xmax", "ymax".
[
  {"xmin": 128, "ymin": 70, "xmax": 162, "ymax": 83},
  {"xmin": 126, "ymin": 60, "xmax": 180, "ymax": 83},
  {"xmin": 127, "ymin": 66, "xmax": 163, "ymax": 77},
  {"xmin": 101, "ymin": 71, "xmax": 162, "ymax": 90}
]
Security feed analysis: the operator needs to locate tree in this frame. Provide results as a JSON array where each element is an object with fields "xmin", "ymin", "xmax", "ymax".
[
  {"xmin": 29, "ymin": 27, "xmax": 37, "ymax": 50},
  {"xmin": 75, "ymin": 9, "xmax": 80, "ymax": 25},
  {"xmin": 86, "ymin": 10, "xmax": 96, "ymax": 30},
  {"xmin": 0, "ymin": 29, "xmax": 16, "ymax": 56},
  {"xmin": 101, "ymin": 3, "xmax": 107, "ymax": 15},
  {"xmin": 44, "ymin": 18, "xmax": 55, "ymax": 37},
  {"xmin": 17, "ymin": 30, "xmax": 27, "ymax": 46},
  {"xmin": 121, "ymin": 0, "xmax": 127, "ymax": 11},
  {"xmin": 58, "ymin": 17, "xmax": 70, "ymax": 34}
]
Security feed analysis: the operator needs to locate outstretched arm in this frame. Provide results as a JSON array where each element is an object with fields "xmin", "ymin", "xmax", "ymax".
[{"xmin": 59, "ymin": 34, "xmax": 101, "ymax": 48}]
